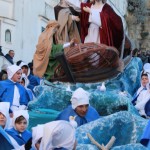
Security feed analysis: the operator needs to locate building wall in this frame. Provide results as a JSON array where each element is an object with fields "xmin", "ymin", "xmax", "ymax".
[
  {"xmin": 0, "ymin": 0, "xmax": 14, "ymax": 18},
  {"xmin": 0, "ymin": 18, "xmax": 16, "ymax": 51},
  {"xmin": 0, "ymin": 0, "xmax": 16, "ymax": 55},
  {"xmin": 12, "ymin": 0, "xmax": 53, "ymax": 63},
  {"xmin": 0, "ymin": 0, "xmax": 56, "ymax": 63}
]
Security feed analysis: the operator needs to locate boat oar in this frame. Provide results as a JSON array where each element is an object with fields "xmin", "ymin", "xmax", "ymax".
[{"xmin": 87, "ymin": 133, "xmax": 116, "ymax": 150}]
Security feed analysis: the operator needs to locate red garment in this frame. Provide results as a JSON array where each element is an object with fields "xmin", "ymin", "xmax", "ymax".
[{"xmin": 81, "ymin": 3, "xmax": 123, "ymax": 53}]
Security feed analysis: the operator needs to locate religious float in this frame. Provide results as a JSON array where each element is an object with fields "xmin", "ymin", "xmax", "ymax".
[{"xmin": 27, "ymin": 0, "xmax": 150, "ymax": 148}]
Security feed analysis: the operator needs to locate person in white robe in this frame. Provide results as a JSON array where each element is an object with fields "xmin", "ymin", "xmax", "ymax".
[
  {"xmin": 0, "ymin": 102, "xmax": 24, "ymax": 150},
  {"xmin": 39, "ymin": 120, "xmax": 76, "ymax": 150},
  {"xmin": 20, "ymin": 73, "xmax": 34, "ymax": 102},
  {"xmin": 0, "ymin": 102, "xmax": 10, "ymax": 129},
  {"xmin": 0, "ymin": 65, "xmax": 29, "ymax": 112},
  {"xmin": 134, "ymin": 72, "xmax": 150, "ymax": 117},
  {"xmin": 31, "ymin": 124, "xmax": 44, "ymax": 150}
]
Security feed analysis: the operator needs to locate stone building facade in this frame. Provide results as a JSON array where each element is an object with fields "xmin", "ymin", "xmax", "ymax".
[
  {"xmin": 126, "ymin": 0, "xmax": 150, "ymax": 52},
  {"xmin": 140, "ymin": 0, "xmax": 150, "ymax": 54}
]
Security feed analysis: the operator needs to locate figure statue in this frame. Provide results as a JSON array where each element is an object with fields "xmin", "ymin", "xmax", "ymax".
[
  {"xmin": 33, "ymin": 20, "xmax": 76, "ymax": 81},
  {"xmin": 65, "ymin": 0, "xmax": 124, "ymax": 55},
  {"xmin": 54, "ymin": 0, "xmax": 81, "ymax": 44}
]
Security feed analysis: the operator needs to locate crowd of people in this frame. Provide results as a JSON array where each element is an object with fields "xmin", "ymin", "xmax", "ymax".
[
  {"xmin": 0, "ymin": 46, "xmax": 100, "ymax": 149},
  {"xmin": 0, "ymin": 0, "xmax": 150, "ymax": 149},
  {"xmin": 0, "ymin": 86, "xmax": 99, "ymax": 149}
]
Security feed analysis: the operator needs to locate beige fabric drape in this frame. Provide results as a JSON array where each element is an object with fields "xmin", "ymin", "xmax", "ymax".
[
  {"xmin": 33, "ymin": 21, "xmax": 60, "ymax": 78},
  {"xmin": 33, "ymin": 9, "xmax": 81, "ymax": 78},
  {"xmin": 55, "ymin": 8, "xmax": 81, "ymax": 44}
]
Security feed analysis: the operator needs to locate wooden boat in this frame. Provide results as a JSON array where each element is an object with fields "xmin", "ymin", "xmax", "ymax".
[{"xmin": 50, "ymin": 42, "xmax": 132, "ymax": 83}]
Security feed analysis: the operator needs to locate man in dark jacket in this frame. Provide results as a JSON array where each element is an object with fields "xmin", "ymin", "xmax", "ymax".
[{"xmin": 5, "ymin": 50, "xmax": 15, "ymax": 64}]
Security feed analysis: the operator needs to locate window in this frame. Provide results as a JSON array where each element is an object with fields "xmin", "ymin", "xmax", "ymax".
[
  {"xmin": 5, "ymin": 29, "xmax": 11, "ymax": 42},
  {"xmin": 45, "ymin": 2, "xmax": 51, "ymax": 18},
  {"xmin": 41, "ymin": 27, "xmax": 45, "ymax": 32}
]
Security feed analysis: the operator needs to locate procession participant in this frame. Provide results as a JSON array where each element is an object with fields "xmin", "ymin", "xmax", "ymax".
[
  {"xmin": 32, "ymin": 124, "xmax": 44, "ymax": 150},
  {"xmin": 132, "ymin": 72, "xmax": 150, "ymax": 117},
  {"xmin": 19, "ymin": 61, "xmax": 41, "ymax": 92},
  {"xmin": 132, "ymin": 73, "xmax": 149, "ymax": 105},
  {"xmin": 0, "ymin": 102, "xmax": 22, "ymax": 150},
  {"xmin": 33, "ymin": 20, "xmax": 76, "ymax": 81},
  {"xmin": 0, "ymin": 65, "xmax": 29, "ymax": 112},
  {"xmin": 20, "ymin": 73, "xmax": 34, "ymax": 102},
  {"xmin": 6, "ymin": 110, "xmax": 32, "ymax": 149},
  {"xmin": 0, "ymin": 102, "xmax": 10, "ymax": 129},
  {"xmin": 39, "ymin": 120, "xmax": 76, "ymax": 150},
  {"xmin": 56, "ymin": 87, "xmax": 100, "ymax": 127}
]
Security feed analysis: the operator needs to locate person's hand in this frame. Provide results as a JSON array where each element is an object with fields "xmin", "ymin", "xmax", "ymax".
[
  {"xmin": 70, "ymin": 38, "xmax": 79, "ymax": 46},
  {"xmin": 83, "ymin": 6, "xmax": 91, "ymax": 13},
  {"xmin": 70, "ymin": 38, "xmax": 75, "ymax": 46},
  {"xmin": 72, "ymin": 15, "xmax": 80, "ymax": 22}
]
